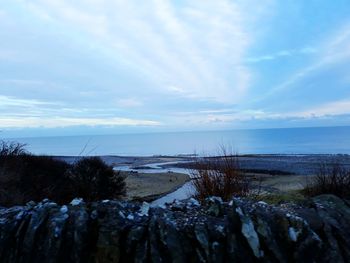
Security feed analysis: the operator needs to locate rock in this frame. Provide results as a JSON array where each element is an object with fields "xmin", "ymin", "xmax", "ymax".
[
  {"xmin": 127, "ymin": 214, "xmax": 134, "ymax": 220},
  {"xmin": 26, "ymin": 201, "xmax": 36, "ymax": 207},
  {"xmin": 60, "ymin": 205, "xmax": 68, "ymax": 214},
  {"xmin": 288, "ymin": 227, "xmax": 299, "ymax": 242},
  {"xmin": 236, "ymin": 206, "xmax": 263, "ymax": 258},
  {"xmin": 138, "ymin": 202, "xmax": 150, "ymax": 217},
  {"xmin": 170, "ymin": 200, "xmax": 187, "ymax": 212},
  {"xmin": 0, "ymin": 195, "xmax": 349, "ymax": 262},
  {"xmin": 311, "ymin": 195, "xmax": 350, "ymax": 262},
  {"xmin": 206, "ymin": 196, "xmax": 223, "ymax": 217},
  {"xmin": 70, "ymin": 198, "xmax": 84, "ymax": 206},
  {"xmin": 257, "ymin": 201, "xmax": 268, "ymax": 206},
  {"xmin": 187, "ymin": 198, "xmax": 200, "ymax": 208},
  {"xmin": 194, "ymin": 223, "xmax": 210, "ymax": 258}
]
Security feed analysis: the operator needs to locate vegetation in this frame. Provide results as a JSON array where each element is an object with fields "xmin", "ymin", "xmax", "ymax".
[
  {"xmin": 304, "ymin": 162, "xmax": 350, "ymax": 199},
  {"xmin": 0, "ymin": 141, "xmax": 126, "ymax": 206},
  {"xmin": 192, "ymin": 149, "xmax": 250, "ymax": 201},
  {"xmin": 0, "ymin": 141, "xmax": 27, "ymax": 156},
  {"xmin": 69, "ymin": 157, "xmax": 126, "ymax": 202},
  {"xmin": 255, "ymin": 191, "xmax": 309, "ymax": 205}
]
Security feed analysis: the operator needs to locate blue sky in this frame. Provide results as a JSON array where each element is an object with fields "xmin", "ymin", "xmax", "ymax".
[{"xmin": 1, "ymin": 0, "xmax": 350, "ymax": 137}]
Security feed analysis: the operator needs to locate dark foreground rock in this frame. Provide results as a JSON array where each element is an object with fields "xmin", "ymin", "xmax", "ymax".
[{"xmin": 0, "ymin": 195, "xmax": 349, "ymax": 263}]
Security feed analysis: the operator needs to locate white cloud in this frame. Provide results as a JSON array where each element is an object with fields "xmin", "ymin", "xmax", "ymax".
[
  {"xmin": 0, "ymin": 95, "xmax": 161, "ymax": 128},
  {"xmin": 173, "ymin": 98, "xmax": 350, "ymax": 125},
  {"xmin": 0, "ymin": 116, "xmax": 160, "ymax": 128},
  {"xmin": 170, "ymin": 109, "xmax": 275, "ymax": 125},
  {"xmin": 294, "ymin": 99, "xmax": 350, "ymax": 118},
  {"xmin": 0, "ymin": 95, "xmax": 56, "ymax": 108},
  {"xmin": 0, "ymin": 95, "xmax": 160, "ymax": 128},
  {"xmin": 19, "ymin": 0, "xmax": 272, "ymax": 103},
  {"xmin": 9, "ymin": 0, "xmax": 350, "ymax": 131},
  {"xmin": 246, "ymin": 47, "xmax": 317, "ymax": 63}
]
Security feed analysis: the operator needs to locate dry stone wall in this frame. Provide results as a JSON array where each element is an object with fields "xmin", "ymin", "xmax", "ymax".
[{"xmin": 0, "ymin": 195, "xmax": 349, "ymax": 262}]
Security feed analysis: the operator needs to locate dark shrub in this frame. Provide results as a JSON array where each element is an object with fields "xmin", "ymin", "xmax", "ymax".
[
  {"xmin": 304, "ymin": 162, "xmax": 350, "ymax": 199},
  {"xmin": 18, "ymin": 155, "xmax": 73, "ymax": 203},
  {"xmin": 69, "ymin": 157, "xmax": 126, "ymax": 202},
  {"xmin": 0, "ymin": 141, "xmax": 126, "ymax": 206},
  {"xmin": 0, "ymin": 142, "xmax": 73, "ymax": 206},
  {"xmin": 0, "ymin": 141, "xmax": 27, "ymax": 156},
  {"xmin": 192, "ymin": 150, "xmax": 249, "ymax": 201}
]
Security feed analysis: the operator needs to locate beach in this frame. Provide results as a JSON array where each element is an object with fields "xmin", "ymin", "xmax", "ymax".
[
  {"xmin": 60, "ymin": 154, "xmax": 350, "ymax": 203},
  {"xmin": 123, "ymin": 171, "xmax": 189, "ymax": 201}
]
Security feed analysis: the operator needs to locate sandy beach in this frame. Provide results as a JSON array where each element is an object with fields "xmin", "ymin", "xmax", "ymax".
[{"xmin": 122, "ymin": 171, "xmax": 189, "ymax": 201}]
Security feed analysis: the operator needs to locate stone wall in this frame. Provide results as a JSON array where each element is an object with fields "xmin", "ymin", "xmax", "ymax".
[{"xmin": 0, "ymin": 195, "xmax": 349, "ymax": 262}]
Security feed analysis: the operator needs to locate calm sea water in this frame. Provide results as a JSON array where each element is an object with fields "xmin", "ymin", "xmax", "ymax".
[{"xmin": 8, "ymin": 126, "xmax": 350, "ymax": 156}]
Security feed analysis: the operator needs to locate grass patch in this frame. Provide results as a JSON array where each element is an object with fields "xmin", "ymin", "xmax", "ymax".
[{"xmin": 255, "ymin": 191, "xmax": 309, "ymax": 205}]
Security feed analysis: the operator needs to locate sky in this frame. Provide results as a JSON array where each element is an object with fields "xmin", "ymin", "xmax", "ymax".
[{"xmin": 1, "ymin": 0, "xmax": 350, "ymax": 137}]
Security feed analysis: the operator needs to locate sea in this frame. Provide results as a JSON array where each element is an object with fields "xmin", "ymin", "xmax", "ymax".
[{"xmin": 6, "ymin": 126, "xmax": 350, "ymax": 156}]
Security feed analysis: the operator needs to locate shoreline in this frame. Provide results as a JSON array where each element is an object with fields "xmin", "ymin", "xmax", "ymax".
[
  {"xmin": 130, "ymin": 178, "xmax": 192, "ymax": 203},
  {"xmin": 56, "ymin": 154, "xmax": 350, "ymax": 203},
  {"xmin": 58, "ymin": 153, "xmax": 350, "ymax": 176},
  {"xmin": 58, "ymin": 153, "xmax": 350, "ymax": 159}
]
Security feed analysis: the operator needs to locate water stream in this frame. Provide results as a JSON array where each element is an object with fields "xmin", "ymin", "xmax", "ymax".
[{"xmin": 114, "ymin": 161, "xmax": 196, "ymax": 206}]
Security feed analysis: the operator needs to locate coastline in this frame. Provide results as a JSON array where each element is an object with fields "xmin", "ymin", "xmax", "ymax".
[
  {"xmin": 56, "ymin": 154, "xmax": 350, "ymax": 203},
  {"xmin": 58, "ymin": 153, "xmax": 350, "ymax": 175}
]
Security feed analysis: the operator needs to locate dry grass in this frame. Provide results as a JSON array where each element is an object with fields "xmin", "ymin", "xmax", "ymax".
[
  {"xmin": 304, "ymin": 162, "xmax": 350, "ymax": 199},
  {"xmin": 192, "ymin": 149, "xmax": 250, "ymax": 201}
]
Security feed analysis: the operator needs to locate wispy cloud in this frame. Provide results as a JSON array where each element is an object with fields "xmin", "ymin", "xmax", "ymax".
[
  {"xmin": 263, "ymin": 24, "xmax": 350, "ymax": 97},
  {"xmin": 0, "ymin": 95, "xmax": 55, "ymax": 108},
  {"xmin": 19, "ymin": 0, "xmax": 267, "ymax": 103},
  {"xmin": 0, "ymin": 116, "xmax": 160, "ymax": 129},
  {"xmin": 1, "ymin": 1, "xmax": 350, "ymax": 133},
  {"xmin": 295, "ymin": 99, "xmax": 350, "ymax": 118},
  {"xmin": 174, "ymin": 98, "xmax": 350, "ymax": 125},
  {"xmin": 0, "ymin": 95, "xmax": 159, "ymax": 128},
  {"xmin": 246, "ymin": 47, "xmax": 317, "ymax": 63}
]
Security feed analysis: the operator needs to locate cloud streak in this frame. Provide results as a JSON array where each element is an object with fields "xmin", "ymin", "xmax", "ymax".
[
  {"xmin": 174, "ymin": 98, "xmax": 350, "ymax": 126},
  {"xmin": 21, "ymin": 0, "xmax": 258, "ymax": 103},
  {"xmin": 1, "ymin": 1, "xmax": 350, "ymax": 133},
  {"xmin": 0, "ymin": 116, "xmax": 160, "ymax": 129},
  {"xmin": 0, "ymin": 95, "xmax": 56, "ymax": 108},
  {"xmin": 246, "ymin": 47, "xmax": 317, "ymax": 63},
  {"xmin": 263, "ymin": 24, "xmax": 350, "ymax": 98}
]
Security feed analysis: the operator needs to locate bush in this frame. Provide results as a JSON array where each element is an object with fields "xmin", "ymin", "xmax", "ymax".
[
  {"xmin": 0, "ymin": 141, "xmax": 126, "ymax": 206},
  {"xmin": 0, "ymin": 141, "xmax": 27, "ymax": 156},
  {"xmin": 0, "ymin": 150, "xmax": 72, "ymax": 206},
  {"xmin": 192, "ymin": 150, "xmax": 249, "ymax": 201},
  {"xmin": 18, "ymin": 155, "xmax": 73, "ymax": 203},
  {"xmin": 69, "ymin": 157, "xmax": 126, "ymax": 202},
  {"xmin": 304, "ymin": 162, "xmax": 350, "ymax": 199}
]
